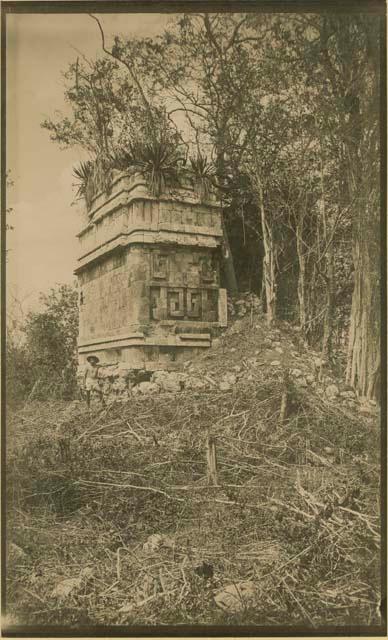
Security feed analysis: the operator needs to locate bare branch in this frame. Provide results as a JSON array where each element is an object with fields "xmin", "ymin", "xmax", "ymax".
[{"xmin": 89, "ymin": 13, "xmax": 155, "ymax": 129}]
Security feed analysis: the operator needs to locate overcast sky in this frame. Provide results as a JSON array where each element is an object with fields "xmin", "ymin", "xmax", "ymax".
[{"xmin": 6, "ymin": 11, "xmax": 173, "ymax": 314}]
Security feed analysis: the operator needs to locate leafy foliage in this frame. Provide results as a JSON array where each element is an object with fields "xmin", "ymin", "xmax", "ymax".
[{"xmin": 6, "ymin": 285, "xmax": 79, "ymax": 405}]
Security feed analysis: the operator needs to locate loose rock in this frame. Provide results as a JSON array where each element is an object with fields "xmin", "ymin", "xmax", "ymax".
[
  {"xmin": 134, "ymin": 382, "xmax": 160, "ymax": 395},
  {"xmin": 340, "ymin": 390, "xmax": 356, "ymax": 399},
  {"xmin": 326, "ymin": 384, "xmax": 339, "ymax": 398},
  {"xmin": 214, "ymin": 581, "xmax": 256, "ymax": 613}
]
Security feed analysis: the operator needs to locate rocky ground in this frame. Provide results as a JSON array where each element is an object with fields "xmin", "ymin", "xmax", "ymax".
[
  {"xmin": 6, "ymin": 300, "xmax": 382, "ymax": 633},
  {"xmin": 95, "ymin": 293, "xmax": 378, "ymax": 420}
]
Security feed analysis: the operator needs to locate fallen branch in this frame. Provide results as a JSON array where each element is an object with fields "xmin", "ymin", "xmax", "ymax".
[{"xmin": 76, "ymin": 479, "xmax": 184, "ymax": 502}]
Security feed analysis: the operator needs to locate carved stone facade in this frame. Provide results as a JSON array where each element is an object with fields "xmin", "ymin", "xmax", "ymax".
[{"xmin": 75, "ymin": 169, "xmax": 227, "ymax": 371}]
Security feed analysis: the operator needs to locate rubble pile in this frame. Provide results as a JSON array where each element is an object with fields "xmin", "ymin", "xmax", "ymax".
[
  {"xmin": 78, "ymin": 292, "xmax": 377, "ymax": 417},
  {"xmin": 227, "ymin": 291, "xmax": 262, "ymax": 318}
]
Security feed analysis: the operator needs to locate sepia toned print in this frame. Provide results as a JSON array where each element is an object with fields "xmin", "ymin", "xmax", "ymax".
[{"xmin": 4, "ymin": 3, "xmax": 384, "ymax": 635}]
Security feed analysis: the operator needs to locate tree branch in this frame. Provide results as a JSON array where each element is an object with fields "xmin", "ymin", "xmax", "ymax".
[{"xmin": 89, "ymin": 13, "xmax": 155, "ymax": 129}]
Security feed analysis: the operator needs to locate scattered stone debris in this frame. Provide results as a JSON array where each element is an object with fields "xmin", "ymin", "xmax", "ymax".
[
  {"xmin": 151, "ymin": 371, "xmax": 186, "ymax": 393},
  {"xmin": 143, "ymin": 534, "xmax": 173, "ymax": 553},
  {"xmin": 51, "ymin": 577, "xmax": 82, "ymax": 600},
  {"xmin": 133, "ymin": 382, "xmax": 160, "ymax": 395},
  {"xmin": 228, "ymin": 292, "xmax": 262, "ymax": 319},
  {"xmin": 214, "ymin": 581, "xmax": 256, "ymax": 613},
  {"xmin": 326, "ymin": 384, "xmax": 340, "ymax": 399},
  {"xmin": 75, "ymin": 292, "xmax": 367, "ymax": 412},
  {"xmin": 340, "ymin": 390, "xmax": 356, "ymax": 399}
]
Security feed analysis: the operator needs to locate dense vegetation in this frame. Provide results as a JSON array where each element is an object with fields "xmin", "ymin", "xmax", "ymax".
[
  {"xmin": 6, "ymin": 285, "xmax": 78, "ymax": 406},
  {"xmin": 6, "ymin": 313, "xmax": 381, "ymax": 631}
]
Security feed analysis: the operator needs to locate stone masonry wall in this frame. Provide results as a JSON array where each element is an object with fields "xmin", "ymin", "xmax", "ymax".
[{"xmin": 76, "ymin": 171, "xmax": 226, "ymax": 373}]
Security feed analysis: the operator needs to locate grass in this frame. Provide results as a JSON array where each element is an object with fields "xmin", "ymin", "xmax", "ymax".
[{"xmin": 5, "ymin": 316, "xmax": 383, "ymax": 631}]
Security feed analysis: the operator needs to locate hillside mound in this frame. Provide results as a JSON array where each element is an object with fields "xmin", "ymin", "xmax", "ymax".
[{"xmin": 6, "ymin": 309, "xmax": 381, "ymax": 631}]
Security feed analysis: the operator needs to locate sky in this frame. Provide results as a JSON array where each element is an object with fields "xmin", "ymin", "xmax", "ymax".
[{"xmin": 6, "ymin": 11, "xmax": 173, "ymax": 315}]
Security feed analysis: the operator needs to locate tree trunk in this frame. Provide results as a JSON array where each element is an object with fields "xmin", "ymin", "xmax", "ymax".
[
  {"xmin": 318, "ymin": 149, "xmax": 335, "ymax": 363},
  {"xmin": 296, "ymin": 221, "xmax": 306, "ymax": 333},
  {"xmin": 257, "ymin": 180, "xmax": 276, "ymax": 325},
  {"xmin": 346, "ymin": 232, "xmax": 380, "ymax": 400},
  {"xmin": 216, "ymin": 137, "xmax": 238, "ymax": 295},
  {"xmin": 344, "ymin": 92, "xmax": 380, "ymax": 401},
  {"xmin": 317, "ymin": 17, "xmax": 380, "ymax": 401},
  {"xmin": 221, "ymin": 217, "xmax": 238, "ymax": 295},
  {"xmin": 321, "ymin": 245, "xmax": 334, "ymax": 362}
]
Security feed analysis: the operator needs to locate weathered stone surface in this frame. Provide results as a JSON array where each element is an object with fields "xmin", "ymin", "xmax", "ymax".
[
  {"xmin": 51, "ymin": 577, "xmax": 82, "ymax": 600},
  {"xmin": 133, "ymin": 382, "xmax": 159, "ymax": 395},
  {"xmin": 214, "ymin": 581, "xmax": 256, "ymax": 613},
  {"xmin": 142, "ymin": 533, "xmax": 173, "ymax": 552},
  {"xmin": 326, "ymin": 384, "xmax": 339, "ymax": 398},
  {"xmin": 77, "ymin": 172, "xmax": 227, "ymax": 370},
  {"xmin": 340, "ymin": 390, "xmax": 356, "ymax": 399},
  {"xmin": 185, "ymin": 377, "xmax": 207, "ymax": 391},
  {"xmin": 111, "ymin": 379, "xmax": 128, "ymax": 394},
  {"xmin": 151, "ymin": 371, "xmax": 186, "ymax": 392},
  {"xmin": 230, "ymin": 319, "xmax": 244, "ymax": 334},
  {"xmin": 222, "ymin": 372, "xmax": 237, "ymax": 386}
]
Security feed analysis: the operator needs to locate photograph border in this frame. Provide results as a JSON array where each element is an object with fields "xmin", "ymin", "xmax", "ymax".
[{"xmin": 1, "ymin": 0, "xmax": 386, "ymax": 637}]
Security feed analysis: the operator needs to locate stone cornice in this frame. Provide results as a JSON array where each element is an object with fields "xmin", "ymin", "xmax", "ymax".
[{"xmin": 74, "ymin": 229, "xmax": 222, "ymax": 273}]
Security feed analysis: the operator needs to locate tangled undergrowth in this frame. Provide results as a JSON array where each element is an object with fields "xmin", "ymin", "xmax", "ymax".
[{"xmin": 6, "ymin": 364, "xmax": 382, "ymax": 631}]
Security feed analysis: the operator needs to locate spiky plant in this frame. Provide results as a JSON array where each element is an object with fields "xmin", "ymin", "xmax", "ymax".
[
  {"xmin": 73, "ymin": 155, "xmax": 115, "ymax": 211},
  {"xmin": 73, "ymin": 161, "xmax": 93, "ymax": 207},
  {"xmin": 189, "ymin": 152, "xmax": 216, "ymax": 201},
  {"xmin": 130, "ymin": 138, "xmax": 185, "ymax": 197}
]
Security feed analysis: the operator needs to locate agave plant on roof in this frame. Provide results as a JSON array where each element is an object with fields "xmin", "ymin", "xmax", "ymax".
[
  {"xmin": 129, "ymin": 138, "xmax": 185, "ymax": 197},
  {"xmin": 189, "ymin": 152, "xmax": 216, "ymax": 201},
  {"xmin": 73, "ymin": 161, "xmax": 93, "ymax": 203},
  {"xmin": 73, "ymin": 155, "xmax": 114, "ymax": 210}
]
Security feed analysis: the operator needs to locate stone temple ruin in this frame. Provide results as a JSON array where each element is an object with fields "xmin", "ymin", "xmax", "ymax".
[{"xmin": 75, "ymin": 169, "xmax": 227, "ymax": 382}]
